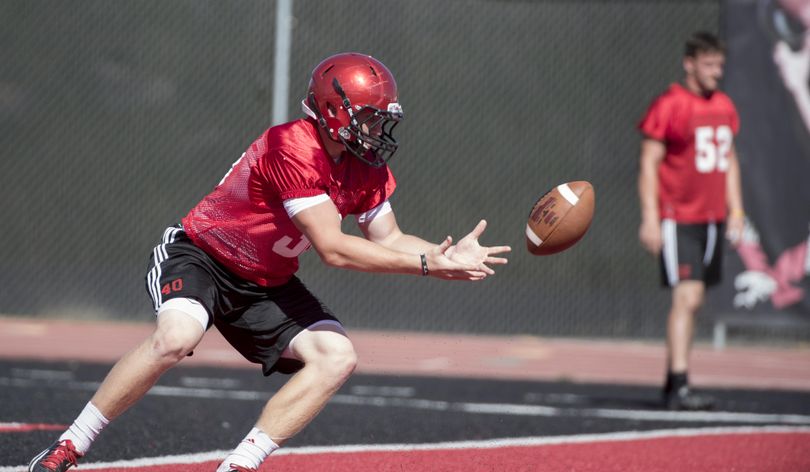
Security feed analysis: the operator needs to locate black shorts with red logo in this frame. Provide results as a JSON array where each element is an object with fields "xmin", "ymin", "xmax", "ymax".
[
  {"xmin": 144, "ymin": 226, "xmax": 339, "ymax": 376},
  {"xmin": 659, "ymin": 220, "xmax": 725, "ymax": 288}
]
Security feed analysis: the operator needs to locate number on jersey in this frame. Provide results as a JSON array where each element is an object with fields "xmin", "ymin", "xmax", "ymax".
[{"xmin": 695, "ymin": 125, "xmax": 732, "ymax": 173}]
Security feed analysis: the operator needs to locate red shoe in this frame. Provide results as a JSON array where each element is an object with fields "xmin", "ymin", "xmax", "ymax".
[{"xmin": 28, "ymin": 439, "xmax": 82, "ymax": 471}]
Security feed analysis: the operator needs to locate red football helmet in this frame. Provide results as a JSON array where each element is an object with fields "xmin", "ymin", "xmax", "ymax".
[{"xmin": 305, "ymin": 53, "xmax": 403, "ymax": 167}]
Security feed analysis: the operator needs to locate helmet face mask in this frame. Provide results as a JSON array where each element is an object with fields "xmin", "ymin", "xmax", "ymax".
[
  {"xmin": 340, "ymin": 103, "xmax": 402, "ymax": 167},
  {"xmin": 305, "ymin": 53, "xmax": 403, "ymax": 167}
]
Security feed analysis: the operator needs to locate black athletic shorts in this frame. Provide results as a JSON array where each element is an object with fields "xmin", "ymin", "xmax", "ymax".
[
  {"xmin": 659, "ymin": 220, "xmax": 725, "ymax": 288},
  {"xmin": 145, "ymin": 226, "xmax": 340, "ymax": 376}
]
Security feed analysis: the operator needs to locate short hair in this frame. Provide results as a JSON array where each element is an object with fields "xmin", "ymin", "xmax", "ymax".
[{"xmin": 685, "ymin": 31, "xmax": 726, "ymax": 57}]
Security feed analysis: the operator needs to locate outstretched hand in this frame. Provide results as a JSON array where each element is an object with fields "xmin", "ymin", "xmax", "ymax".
[
  {"xmin": 426, "ymin": 220, "xmax": 511, "ymax": 281},
  {"xmin": 451, "ymin": 219, "xmax": 511, "ymax": 274}
]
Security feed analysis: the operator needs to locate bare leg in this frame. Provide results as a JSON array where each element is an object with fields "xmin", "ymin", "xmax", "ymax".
[
  {"xmin": 257, "ymin": 325, "xmax": 357, "ymax": 444},
  {"xmin": 27, "ymin": 308, "xmax": 208, "ymax": 471},
  {"xmin": 91, "ymin": 309, "xmax": 206, "ymax": 420},
  {"xmin": 216, "ymin": 325, "xmax": 356, "ymax": 471},
  {"xmin": 666, "ymin": 281, "xmax": 705, "ymax": 373}
]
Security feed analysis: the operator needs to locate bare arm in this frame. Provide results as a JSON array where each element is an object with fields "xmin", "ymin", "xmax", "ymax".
[
  {"xmin": 360, "ymin": 211, "xmax": 511, "ymax": 275},
  {"xmin": 638, "ymin": 138, "xmax": 666, "ymax": 255},
  {"xmin": 290, "ymin": 200, "xmax": 495, "ymax": 280},
  {"xmin": 725, "ymin": 144, "xmax": 744, "ymax": 246},
  {"xmin": 358, "ymin": 209, "xmax": 436, "ymax": 254}
]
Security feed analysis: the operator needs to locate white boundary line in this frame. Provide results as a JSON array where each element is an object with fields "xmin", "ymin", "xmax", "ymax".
[{"xmin": 4, "ymin": 426, "xmax": 810, "ymax": 471}]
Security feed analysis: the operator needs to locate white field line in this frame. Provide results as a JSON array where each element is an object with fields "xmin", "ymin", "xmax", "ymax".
[
  {"xmin": 3, "ymin": 375, "xmax": 810, "ymax": 425},
  {"xmin": 2, "ymin": 426, "xmax": 810, "ymax": 471}
]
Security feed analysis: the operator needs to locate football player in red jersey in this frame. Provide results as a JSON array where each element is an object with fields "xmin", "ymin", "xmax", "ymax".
[
  {"xmin": 28, "ymin": 53, "xmax": 510, "ymax": 472},
  {"xmin": 637, "ymin": 32, "xmax": 745, "ymax": 411}
]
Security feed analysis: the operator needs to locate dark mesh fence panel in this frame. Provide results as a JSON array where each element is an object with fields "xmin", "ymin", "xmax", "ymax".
[{"xmin": 1, "ymin": 1, "xmax": 719, "ymax": 338}]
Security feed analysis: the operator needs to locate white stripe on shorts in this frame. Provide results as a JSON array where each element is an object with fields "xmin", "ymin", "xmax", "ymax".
[
  {"xmin": 661, "ymin": 219, "xmax": 679, "ymax": 286},
  {"xmin": 147, "ymin": 227, "xmax": 180, "ymax": 311},
  {"xmin": 703, "ymin": 222, "xmax": 717, "ymax": 265}
]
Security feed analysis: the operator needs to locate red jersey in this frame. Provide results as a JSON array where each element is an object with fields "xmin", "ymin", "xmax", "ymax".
[
  {"xmin": 182, "ymin": 118, "xmax": 396, "ymax": 286},
  {"xmin": 638, "ymin": 83, "xmax": 739, "ymax": 223}
]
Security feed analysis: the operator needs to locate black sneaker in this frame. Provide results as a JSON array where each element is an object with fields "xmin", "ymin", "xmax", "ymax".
[
  {"xmin": 28, "ymin": 439, "xmax": 82, "ymax": 471},
  {"xmin": 664, "ymin": 386, "xmax": 715, "ymax": 411}
]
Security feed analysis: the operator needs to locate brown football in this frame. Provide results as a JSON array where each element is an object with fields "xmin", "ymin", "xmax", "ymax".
[{"xmin": 526, "ymin": 181, "xmax": 595, "ymax": 256}]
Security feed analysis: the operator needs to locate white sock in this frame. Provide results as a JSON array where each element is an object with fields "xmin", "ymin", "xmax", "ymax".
[
  {"xmin": 217, "ymin": 427, "xmax": 279, "ymax": 471},
  {"xmin": 58, "ymin": 401, "xmax": 110, "ymax": 455}
]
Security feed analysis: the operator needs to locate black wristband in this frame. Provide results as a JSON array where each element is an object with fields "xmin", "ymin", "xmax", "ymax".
[{"xmin": 420, "ymin": 253, "xmax": 429, "ymax": 276}]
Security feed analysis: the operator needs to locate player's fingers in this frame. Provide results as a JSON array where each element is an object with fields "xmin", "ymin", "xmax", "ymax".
[
  {"xmin": 726, "ymin": 229, "xmax": 741, "ymax": 246},
  {"xmin": 436, "ymin": 235, "xmax": 453, "ymax": 253},
  {"xmin": 640, "ymin": 236, "xmax": 660, "ymax": 255},
  {"xmin": 485, "ymin": 256, "xmax": 508, "ymax": 265},
  {"xmin": 486, "ymin": 245, "xmax": 511, "ymax": 255},
  {"xmin": 469, "ymin": 219, "xmax": 487, "ymax": 239},
  {"xmin": 477, "ymin": 263, "xmax": 495, "ymax": 276},
  {"xmin": 441, "ymin": 270, "xmax": 486, "ymax": 280},
  {"xmin": 460, "ymin": 268, "xmax": 487, "ymax": 278}
]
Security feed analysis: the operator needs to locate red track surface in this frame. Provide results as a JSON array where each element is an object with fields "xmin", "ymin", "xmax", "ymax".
[
  {"xmin": 64, "ymin": 431, "xmax": 810, "ymax": 472},
  {"xmin": 263, "ymin": 432, "xmax": 810, "ymax": 472},
  {"xmin": 268, "ymin": 433, "xmax": 808, "ymax": 472}
]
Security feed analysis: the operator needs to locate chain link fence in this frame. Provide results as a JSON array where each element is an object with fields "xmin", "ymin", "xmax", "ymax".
[{"xmin": 1, "ymin": 0, "xmax": 722, "ymax": 338}]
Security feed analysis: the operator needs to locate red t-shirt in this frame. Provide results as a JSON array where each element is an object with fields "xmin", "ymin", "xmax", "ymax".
[
  {"xmin": 638, "ymin": 83, "xmax": 739, "ymax": 223},
  {"xmin": 182, "ymin": 118, "xmax": 396, "ymax": 286}
]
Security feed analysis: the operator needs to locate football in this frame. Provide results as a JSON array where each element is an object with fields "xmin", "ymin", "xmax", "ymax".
[{"xmin": 526, "ymin": 181, "xmax": 595, "ymax": 255}]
